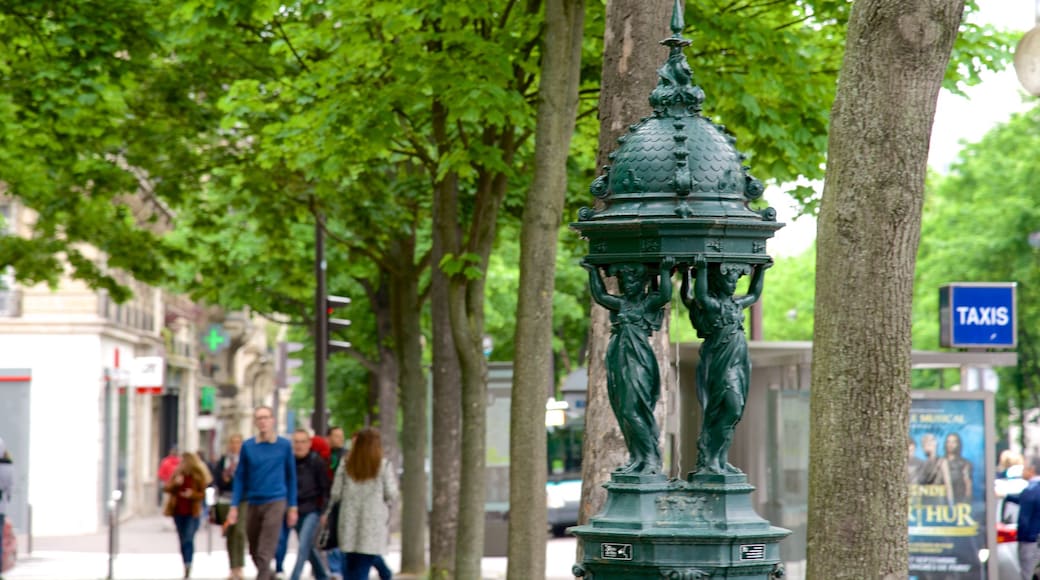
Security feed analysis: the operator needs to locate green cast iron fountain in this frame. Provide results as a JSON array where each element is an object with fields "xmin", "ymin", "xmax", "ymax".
[{"xmin": 570, "ymin": 1, "xmax": 790, "ymax": 577}]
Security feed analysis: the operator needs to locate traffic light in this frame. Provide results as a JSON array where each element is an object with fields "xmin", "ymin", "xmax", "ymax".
[
  {"xmin": 277, "ymin": 341, "xmax": 305, "ymax": 389},
  {"xmin": 326, "ymin": 295, "xmax": 352, "ymax": 356}
]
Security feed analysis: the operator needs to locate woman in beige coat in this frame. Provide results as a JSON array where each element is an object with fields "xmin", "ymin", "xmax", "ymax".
[{"xmin": 324, "ymin": 428, "xmax": 398, "ymax": 580}]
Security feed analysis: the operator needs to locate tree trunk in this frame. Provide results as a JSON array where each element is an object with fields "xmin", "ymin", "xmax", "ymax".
[
  {"xmin": 506, "ymin": 1, "xmax": 585, "ymax": 578},
  {"xmin": 806, "ymin": 1, "xmax": 964, "ymax": 578},
  {"xmin": 429, "ymin": 168, "xmax": 462, "ymax": 580},
  {"xmin": 369, "ymin": 276, "xmax": 401, "ymax": 471},
  {"xmin": 449, "ymin": 273, "xmax": 489, "ymax": 580},
  {"xmin": 391, "ymin": 241, "xmax": 427, "ymax": 574},
  {"xmin": 578, "ymin": 0, "xmax": 672, "ymax": 530}
]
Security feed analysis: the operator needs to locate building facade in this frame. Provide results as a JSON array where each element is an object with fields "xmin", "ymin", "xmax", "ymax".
[{"xmin": 0, "ymin": 197, "xmax": 278, "ymax": 536}]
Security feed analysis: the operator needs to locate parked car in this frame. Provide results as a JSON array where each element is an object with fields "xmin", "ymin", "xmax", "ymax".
[
  {"xmin": 997, "ymin": 497, "xmax": 1020, "ymax": 580},
  {"xmin": 547, "ymin": 477, "xmax": 581, "ymax": 536}
]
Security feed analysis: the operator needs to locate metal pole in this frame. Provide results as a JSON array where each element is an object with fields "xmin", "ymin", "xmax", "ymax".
[
  {"xmin": 107, "ymin": 490, "xmax": 121, "ymax": 580},
  {"xmin": 102, "ymin": 373, "xmax": 113, "ymax": 521},
  {"xmin": 314, "ymin": 214, "xmax": 328, "ymax": 436},
  {"xmin": 274, "ymin": 342, "xmax": 287, "ymax": 436}
]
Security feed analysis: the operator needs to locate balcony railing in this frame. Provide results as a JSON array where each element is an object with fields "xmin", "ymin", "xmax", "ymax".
[{"xmin": 0, "ymin": 289, "xmax": 21, "ymax": 317}]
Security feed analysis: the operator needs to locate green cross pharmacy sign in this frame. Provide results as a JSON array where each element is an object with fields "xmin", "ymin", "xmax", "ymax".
[{"xmin": 202, "ymin": 324, "xmax": 230, "ymax": 354}]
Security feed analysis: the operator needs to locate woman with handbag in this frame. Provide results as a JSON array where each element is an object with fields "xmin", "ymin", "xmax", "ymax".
[
  {"xmin": 323, "ymin": 428, "xmax": 398, "ymax": 580},
  {"xmin": 164, "ymin": 452, "xmax": 213, "ymax": 579}
]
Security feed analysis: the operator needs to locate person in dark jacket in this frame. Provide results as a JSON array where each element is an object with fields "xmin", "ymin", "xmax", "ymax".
[
  {"xmin": 287, "ymin": 429, "xmax": 331, "ymax": 580},
  {"xmin": 1007, "ymin": 461, "xmax": 1040, "ymax": 580}
]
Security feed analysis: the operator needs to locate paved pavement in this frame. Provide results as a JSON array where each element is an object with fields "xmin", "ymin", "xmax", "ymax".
[{"xmin": 4, "ymin": 515, "xmax": 578, "ymax": 580}]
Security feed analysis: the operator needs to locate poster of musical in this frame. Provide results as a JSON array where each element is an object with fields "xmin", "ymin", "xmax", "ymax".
[{"xmin": 908, "ymin": 393, "xmax": 994, "ymax": 580}]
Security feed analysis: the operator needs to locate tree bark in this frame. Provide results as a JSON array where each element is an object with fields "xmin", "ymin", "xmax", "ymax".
[
  {"xmin": 807, "ymin": 1, "xmax": 964, "ymax": 578},
  {"xmin": 429, "ymin": 162, "xmax": 462, "ymax": 579},
  {"xmin": 369, "ymin": 275, "xmax": 401, "ymax": 471},
  {"xmin": 578, "ymin": 0, "xmax": 672, "ymax": 530},
  {"xmin": 450, "ymin": 160, "xmax": 515, "ymax": 579},
  {"xmin": 390, "ymin": 238, "xmax": 427, "ymax": 574},
  {"xmin": 506, "ymin": 1, "xmax": 585, "ymax": 578}
]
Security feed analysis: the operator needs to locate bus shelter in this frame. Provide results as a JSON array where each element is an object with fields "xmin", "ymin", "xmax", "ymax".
[{"xmin": 675, "ymin": 341, "xmax": 1017, "ymax": 578}]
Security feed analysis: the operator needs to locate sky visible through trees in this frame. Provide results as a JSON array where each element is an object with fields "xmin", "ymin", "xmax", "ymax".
[{"xmin": 766, "ymin": 3, "xmax": 1034, "ymax": 260}]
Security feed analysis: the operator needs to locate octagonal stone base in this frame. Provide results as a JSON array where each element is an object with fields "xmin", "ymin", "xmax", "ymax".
[{"xmin": 570, "ymin": 472, "xmax": 789, "ymax": 579}]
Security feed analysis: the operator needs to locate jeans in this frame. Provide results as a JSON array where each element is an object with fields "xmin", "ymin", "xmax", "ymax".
[
  {"xmin": 344, "ymin": 553, "xmax": 377, "ymax": 580},
  {"xmin": 275, "ymin": 521, "xmax": 289, "ymax": 572},
  {"xmin": 326, "ymin": 547, "xmax": 344, "ymax": 576},
  {"xmin": 373, "ymin": 555, "xmax": 391, "ymax": 580},
  {"xmin": 290, "ymin": 511, "xmax": 329, "ymax": 580},
  {"xmin": 172, "ymin": 514, "xmax": 201, "ymax": 565}
]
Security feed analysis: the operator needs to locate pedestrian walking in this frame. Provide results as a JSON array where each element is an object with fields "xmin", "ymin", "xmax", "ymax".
[
  {"xmin": 0, "ymin": 438, "xmax": 12, "ymax": 580},
  {"xmin": 213, "ymin": 434, "xmax": 247, "ymax": 580},
  {"xmin": 225, "ymin": 406, "xmax": 298, "ymax": 580},
  {"xmin": 286, "ymin": 429, "xmax": 331, "ymax": 580},
  {"xmin": 324, "ymin": 428, "xmax": 398, "ymax": 580},
  {"xmin": 1006, "ymin": 460, "xmax": 1040, "ymax": 580},
  {"xmin": 163, "ymin": 452, "xmax": 212, "ymax": 579}
]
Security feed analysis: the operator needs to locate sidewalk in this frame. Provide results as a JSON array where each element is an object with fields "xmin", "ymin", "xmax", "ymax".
[{"xmin": 5, "ymin": 515, "xmax": 578, "ymax": 580}]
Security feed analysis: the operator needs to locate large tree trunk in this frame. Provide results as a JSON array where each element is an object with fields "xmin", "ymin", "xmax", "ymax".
[
  {"xmin": 506, "ymin": 0, "xmax": 585, "ymax": 578},
  {"xmin": 807, "ymin": 2, "xmax": 964, "ymax": 578},
  {"xmin": 451, "ymin": 163, "xmax": 514, "ymax": 579},
  {"xmin": 578, "ymin": 0, "xmax": 672, "ymax": 529},
  {"xmin": 359, "ymin": 274, "xmax": 401, "ymax": 470},
  {"xmin": 390, "ymin": 240, "xmax": 427, "ymax": 574},
  {"xmin": 370, "ymin": 276, "xmax": 401, "ymax": 471},
  {"xmin": 429, "ymin": 166, "xmax": 462, "ymax": 579},
  {"xmin": 449, "ymin": 273, "xmax": 489, "ymax": 580}
]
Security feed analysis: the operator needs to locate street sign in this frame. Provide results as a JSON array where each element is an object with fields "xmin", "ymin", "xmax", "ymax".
[
  {"xmin": 200, "ymin": 385, "xmax": 216, "ymax": 412},
  {"xmin": 130, "ymin": 356, "xmax": 165, "ymax": 389},
  {"xmin": 201, "ymin": 324, "xmax": 230, "ymax": 354},
  {"xmin": 939, "ymin": 282, "xmax": 1016, "ymax": 349}
]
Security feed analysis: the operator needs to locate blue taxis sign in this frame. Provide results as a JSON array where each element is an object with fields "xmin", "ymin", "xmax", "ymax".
[{"xmin": 939, "ymin": 283, "xmax": 1016, "ymax": 349}]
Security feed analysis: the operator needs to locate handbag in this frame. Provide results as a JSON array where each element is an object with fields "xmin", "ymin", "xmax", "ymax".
[
  {"xmin": 318, "ymin": 501, "xmax": 340, "ymax": 550},
  {"xmin": 162, "ymin": 493, "xmax": 176, "ymax": 517},
  {"xmin": 211, "ymin": 501, "xmax": 229, "ymax": 526}
]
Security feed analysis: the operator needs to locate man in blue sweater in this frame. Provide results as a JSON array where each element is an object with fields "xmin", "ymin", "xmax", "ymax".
[
  {"xmin": 225, "ymin": 406, "xmax": 298, "ymax": 580},
  {"xmin": 1007, "ymin": 461, "xmax": 1040, "ymax": 580}
]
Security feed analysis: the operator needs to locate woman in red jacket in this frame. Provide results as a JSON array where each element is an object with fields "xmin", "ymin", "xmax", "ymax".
[{"xmin": 164, "ymin": 452, "xmax": 212, "ymax": 579}]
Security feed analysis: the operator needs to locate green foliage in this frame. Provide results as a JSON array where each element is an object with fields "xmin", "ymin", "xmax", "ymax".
[
  {"xmin": 485, "ymin": 223, "xmax": 590, "ymax": 379},
  {"xmin": 678, "ymin": 0, "xmax": 1010, "ymax": 211},
  {"xmin": 285, "ymin": 325, "xmax": 371, "ymax": 434},
  {"xmin": 0, "ymin": 0, "xmax": 1014, "ymax": 305},
  {"xmin": 0, "ymin": 1, "xmax": 191, "ymax": 301},
  {"xmin": 760, "ymin": 249, "xmax": 817, "ymax": 341}
]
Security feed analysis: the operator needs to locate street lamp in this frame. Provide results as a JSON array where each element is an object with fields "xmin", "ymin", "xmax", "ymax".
[{"xmin": 1014, "ymin": 1, "xmax": 1040, "ymax": 95}]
